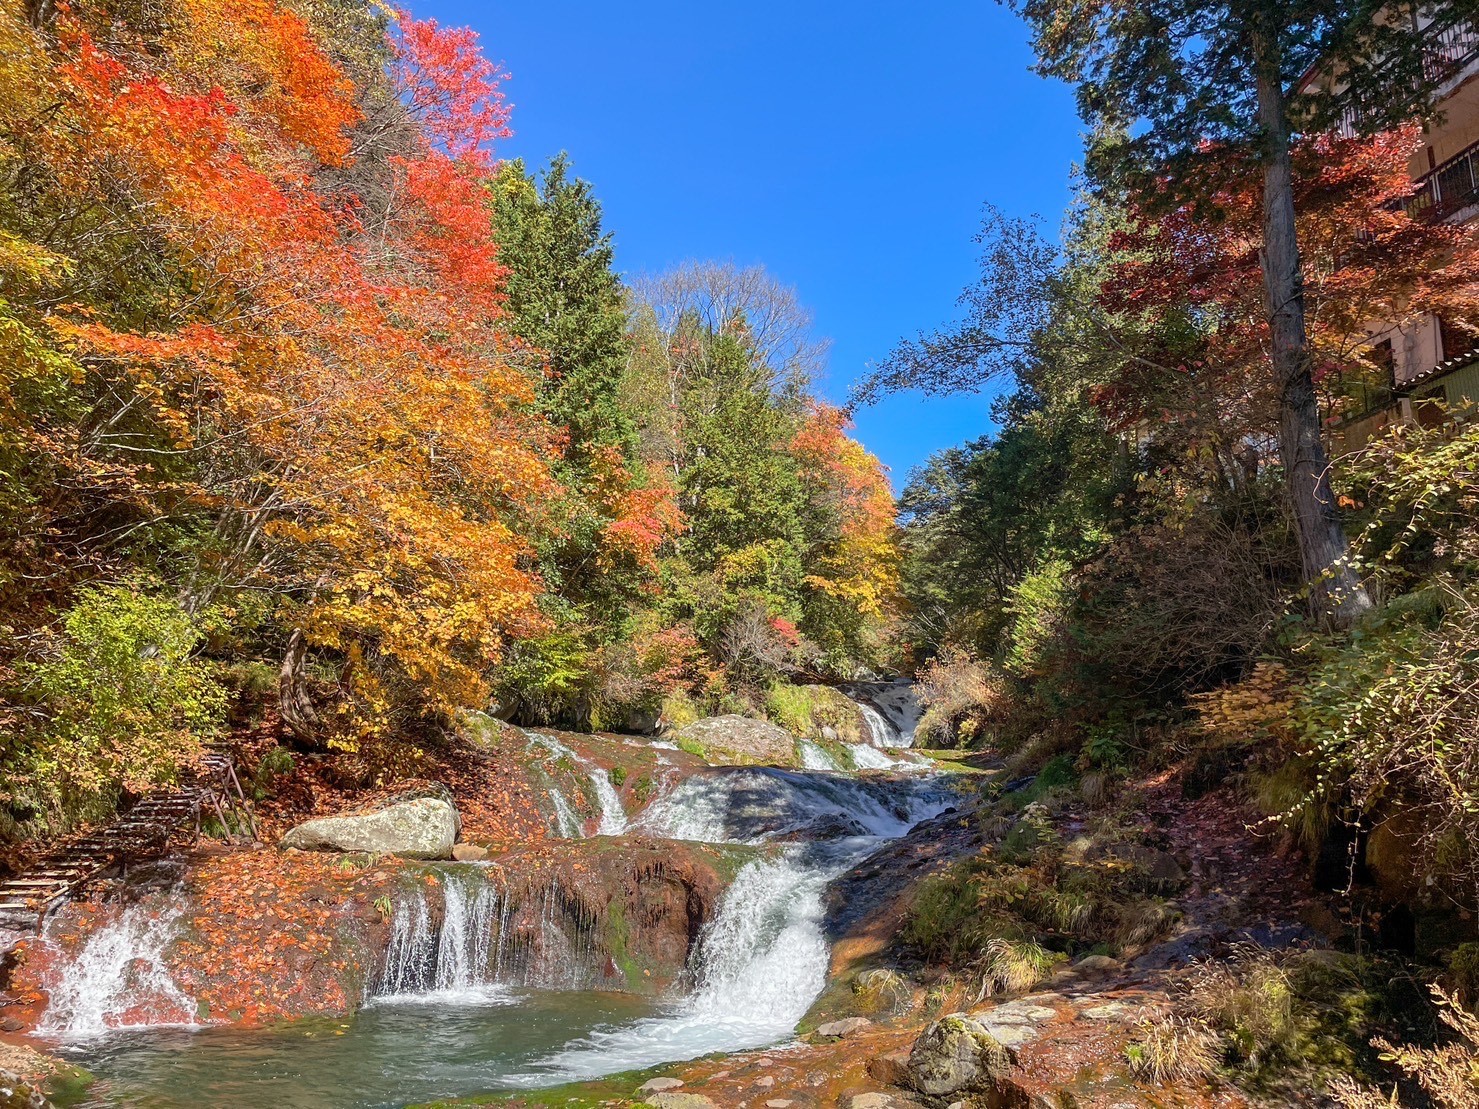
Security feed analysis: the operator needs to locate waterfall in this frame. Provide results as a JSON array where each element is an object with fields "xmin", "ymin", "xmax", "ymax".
[
  {"xmin": 851, "ymin": 681, "xmax": 921, "ymax": 747},
  {"xmin": 515, "ymin": 762, "xmax": 954, "ymax": 1085},
  {"xmin": 375, "ymin": 873, "xmax": 508, "ymax": 1004},
  {"xmin": 514, "ymin": 846, "xmax": 836, "ymax": 1082},
  {"xmin": 374, "ymin": 871, "xmax": 605, "ymax": 1003},
  {"xmin": 524, "ymin": 731, "xmax": 628, "ymax": 836},
  {"xmin": 36, "ymin": 902, "xmax": 196, "ymax": 1038},
  {"xmin": 856, "ymin": 699, "xmax": 904, "ymax": 749},
  {"xmin": 588, "ymin": 769, "xmax": 629, "ymax": 835}
]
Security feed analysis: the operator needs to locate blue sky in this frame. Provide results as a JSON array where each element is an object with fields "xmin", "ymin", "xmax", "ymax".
[{"xmin": 414, "ymin": 1, "xmax": 1085, "ymax": 486}]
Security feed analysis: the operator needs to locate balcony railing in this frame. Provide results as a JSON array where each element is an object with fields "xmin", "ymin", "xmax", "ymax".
[
  {"xmin": 1423, "ymin": 17, "xmax": 1479, "ymax": 82},
  {"xmin": 1410, "ymin": 135, "xmax": 1479, "ymax": 220},
  {"xmin": 1335, "ymin": 17, "xmax": 1479, "ymax": 137}
]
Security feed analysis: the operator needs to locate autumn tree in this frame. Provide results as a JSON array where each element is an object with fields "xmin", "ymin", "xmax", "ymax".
[
  {"xmin": 1010, "ymin": 0, "xmax": 1479, "ymax": 620},
  {"xmin": 1097, "ymin": 127, "xmax": 1479, "ymax": 449}
]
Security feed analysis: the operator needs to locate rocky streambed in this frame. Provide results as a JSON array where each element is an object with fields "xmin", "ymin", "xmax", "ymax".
[{"xmin": 1, "ymin": 690, "xmax": 962, "ymax": 1107}]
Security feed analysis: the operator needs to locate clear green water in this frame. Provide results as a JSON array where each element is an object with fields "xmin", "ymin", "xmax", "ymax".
[{"xmin": 50, "ymin": 991, "xmax": 662, "ymax": 1109}]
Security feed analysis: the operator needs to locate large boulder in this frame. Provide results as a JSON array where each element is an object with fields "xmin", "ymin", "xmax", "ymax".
[
  {"xmin": 280, "ymin": 788, "xmax": 460, "ymax": 859},
  {"xmin": 671, "ymin": 715, "xmax": 796, "ymax": 765},
  {"xmin": 906, "ymin": 1014, "xmax": 1017, "ymax": 1102}
]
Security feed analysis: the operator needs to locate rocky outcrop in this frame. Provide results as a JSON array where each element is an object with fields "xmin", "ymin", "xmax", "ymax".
[
  {"xmin": 671, "ymin": 715, "xmax": 797, "ymax": 765},
  {"xmin": 280, "ymin": 789, "xmax": 460, "ymax": 859},
  {"xmin": 906, "ymin": 1014, "xmax": 1019, "ymax": 1103}
]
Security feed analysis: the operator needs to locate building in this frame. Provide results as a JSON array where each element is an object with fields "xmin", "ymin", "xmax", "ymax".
[{"xmin": 1326, "ymin": 12, "xmax": 1479, "ymax": 452}]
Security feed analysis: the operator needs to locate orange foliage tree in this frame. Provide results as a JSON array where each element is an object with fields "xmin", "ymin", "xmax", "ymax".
[
  {"xmin": 0, "ymin": 0, "xmax": 555, "ymax": 756},
  {"xmin": 790, "ymin": 403, "xmax": 902, "ymax": 659}
]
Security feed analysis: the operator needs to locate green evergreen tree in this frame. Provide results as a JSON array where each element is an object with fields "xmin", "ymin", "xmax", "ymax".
[{"xmin": 492, "ymin": 154, "xmax": 635, "ymax": 459}]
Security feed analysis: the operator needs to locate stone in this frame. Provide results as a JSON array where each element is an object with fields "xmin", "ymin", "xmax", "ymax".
[
  {"xmin": 638, "ymin": 1077, "xmax": 684, "ymax": 1093},
  {"xmin": 647, "ymin": 1095, "xmax": 717, "ymax": 1109},
  {"xmin": 670, "ymin": 715, "xmax": 797, "ymax": 764},
  {"xmin": 0, "ymin": 1071, "xmax": 49, "ymax": 1109},
  {"xmin": 280, "ymin": 795, "xmax": 459, "ymax": 859},
  {"xmin": 847, "ymin": 1097, "xmax": 898, "ymax": 1109},
  {"xmin": 451, "ymin": 843, "xmax": 487, "ymax": 862},
  {"xmin": 969, "ymin": 998, "xmax": 1061, "ymax": 1049},
  {"xmin": 1071, "ymin": 954, "xmax": 1121, "ymax": 976},
  {"xmin": 907, "ymin": 1013, "xmax": 1016, "ymax": 1100},
  {"xmin": 754, "ymin": 1075, "xmax": 776, "ymax": 1088},
  {"xmin": 1078, "ymin": 1002, "xmax": 1132, "ymax": 1021},
  {"xmin": 816, "ymin": 1016, "xmax": 873, "ymax": 1038},
  {"xmin": 765, "ymin": 1101, "xmax": 795, "ymax": 1108},
  {"xmin": 867, "ymin": 1049, "xmax": 912, "ymax": 1087}
]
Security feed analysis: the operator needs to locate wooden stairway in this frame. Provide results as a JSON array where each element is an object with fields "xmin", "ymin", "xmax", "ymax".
[{"xmin": 0, "ymin": 743, "xmax": 257, "ymax": 930}]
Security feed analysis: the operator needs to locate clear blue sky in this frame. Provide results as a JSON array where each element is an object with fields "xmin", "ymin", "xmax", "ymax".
[{"xmin": 413, "ymin": 0, "xmax": 1084, "ymax": 487}]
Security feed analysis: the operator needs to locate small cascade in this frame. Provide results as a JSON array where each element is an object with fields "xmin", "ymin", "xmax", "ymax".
[
  {"xmin": 640, "ymin": 765, "xmax": 948, "ymax": 845},
  {"xmin": 36, "ymin": 902, "xmax": 196, "ymax": 1038},
  {"xmin": 524, "ymin": 731, "xmax": 628, "ymax": 836},
  {"xmin": 847, "ymin": 742, "xmax": 899, "ymax": 770},
  {"xmin": 855, "ymin": 699, "xmax": 904, "ymax": 749},
  {"xmin": 519, "ymin": 846, "xmax": 835, "ymax": 1080},
  {"xmin": 374, "ymin": 871, "xmax": 606, "ymax": 1003},
  {"xmin": 518, "ymin": 761, "xmax": 957, "ymax": 1084},
  {"xmin": 376, "ymin": 873, "xmax": 506, "ymax": 1004},
  {"xmin": 851, "ymin": 680, "xmax": 921, "ymax": 747},
  {"xmin": 797, "ymin": 739, "xmax": 841, "ymax": 771}
]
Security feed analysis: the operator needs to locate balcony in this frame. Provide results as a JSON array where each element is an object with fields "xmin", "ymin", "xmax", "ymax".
[
  {"xmin": 1423, "ymin": 17, "xmax": 1479, "ymax": 82},
  {"xmin": 1410, "ymin": 136, "xmax": 1479, "ymax": 221},
  {"xmin": 1335, "ymin": 16, "xmax": 1479, "ymax": 137}
]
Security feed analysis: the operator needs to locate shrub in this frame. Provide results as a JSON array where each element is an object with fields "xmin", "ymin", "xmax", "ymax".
[
  {"xmin": 915, "ymin": 646, "xmax": 1006, "ymax": 747},
  {"xmin": 977, "ymin": 937, "xmax": 1060, "ymax": 998},
  {"xmin": 1331, "ymin": 986, "xmax": 1479, "ymax": 1109},
  {"xmin": 1188, "ymin": 950, "xmax": 1297, "ymax": 1066},
  {"xmin": 1287, "ymin": 585, "xmax": 1479, "ymax": 893},
  {"xmin": 11, "ymin": 583, "xmax": 227, "ymax": 827}
]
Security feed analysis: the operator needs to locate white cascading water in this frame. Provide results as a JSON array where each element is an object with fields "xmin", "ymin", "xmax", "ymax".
[
  {"xmin": 515, "ymin": 764, "xmax": 952, "ymax": 1084},
  {"xmin": 375, "ymin": 873, "xmax": 510, "ymax": 1004},
  {"xmin": 36, "ymin": 903, "xmax": 196, "ymax": 1038},
  {"xmin": 640, "ymin": 765, "xmax": 942, "ymax": 845},
  {"xmin": 847, "ymin": 742, "xmax": 899, "ymax": 770},
  {"xmin": 853, "ymin": 681, "xmax": 921, "ymax": 747},
  {"xmin": 856, "ymin": 699, "xmax": 904, "ymax": 749},
  {"xmin": 374, "ymin": 871, "xmax": 607, "ymax": 1002},
  {"xmin": 524, "ymin": 730, "xmax": 628, "ymax": 836},
  {"xmin": 797, "ymin": 739, "xmax": 841, "ymax": 771}
]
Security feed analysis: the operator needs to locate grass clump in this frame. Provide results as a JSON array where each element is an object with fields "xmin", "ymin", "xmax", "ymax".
[{"xmin": 1126, "ymin": 1015, "xmax": 1220, "ymax": 1083}]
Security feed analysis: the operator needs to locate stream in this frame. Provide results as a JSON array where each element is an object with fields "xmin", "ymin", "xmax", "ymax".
[{"xmin": 31, "ymin": 693, "xmax": 945, "ymax": 1108}]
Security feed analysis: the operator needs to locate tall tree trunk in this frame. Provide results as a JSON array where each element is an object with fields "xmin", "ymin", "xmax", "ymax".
[
  {"xmin": 279, "ymin": 627, "xmax": 323, "ymax": 746},
  {"xmin": 1252, "ymin": 28, "xmax": 1373, "ymax": 624}
]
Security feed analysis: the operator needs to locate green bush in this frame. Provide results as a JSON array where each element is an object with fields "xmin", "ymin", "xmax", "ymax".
[{"xmin": 11, "ymin": 583, "xmax": 227, "ymax": 828}]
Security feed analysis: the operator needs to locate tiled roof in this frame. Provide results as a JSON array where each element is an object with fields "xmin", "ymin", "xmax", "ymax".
[{"xmin": 1399, "ymin": 349, "xmax": 1479, "ymax": 392}]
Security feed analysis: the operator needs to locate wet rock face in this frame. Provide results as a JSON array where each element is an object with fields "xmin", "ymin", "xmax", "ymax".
[
  {"xmin": 280, "ymin": 796, "xmax": 460, "ymax": 859},
  {"xmin": 672, "ymin": 715, "xmax": 797, "ymax": 765},
  {"xmin": 906, "ymin": 1013, "xmax": 1017, "ymax": 1101},
  {"xmin": 487, "ymin": 837, "xmax": 744, "ymax": 992}
]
